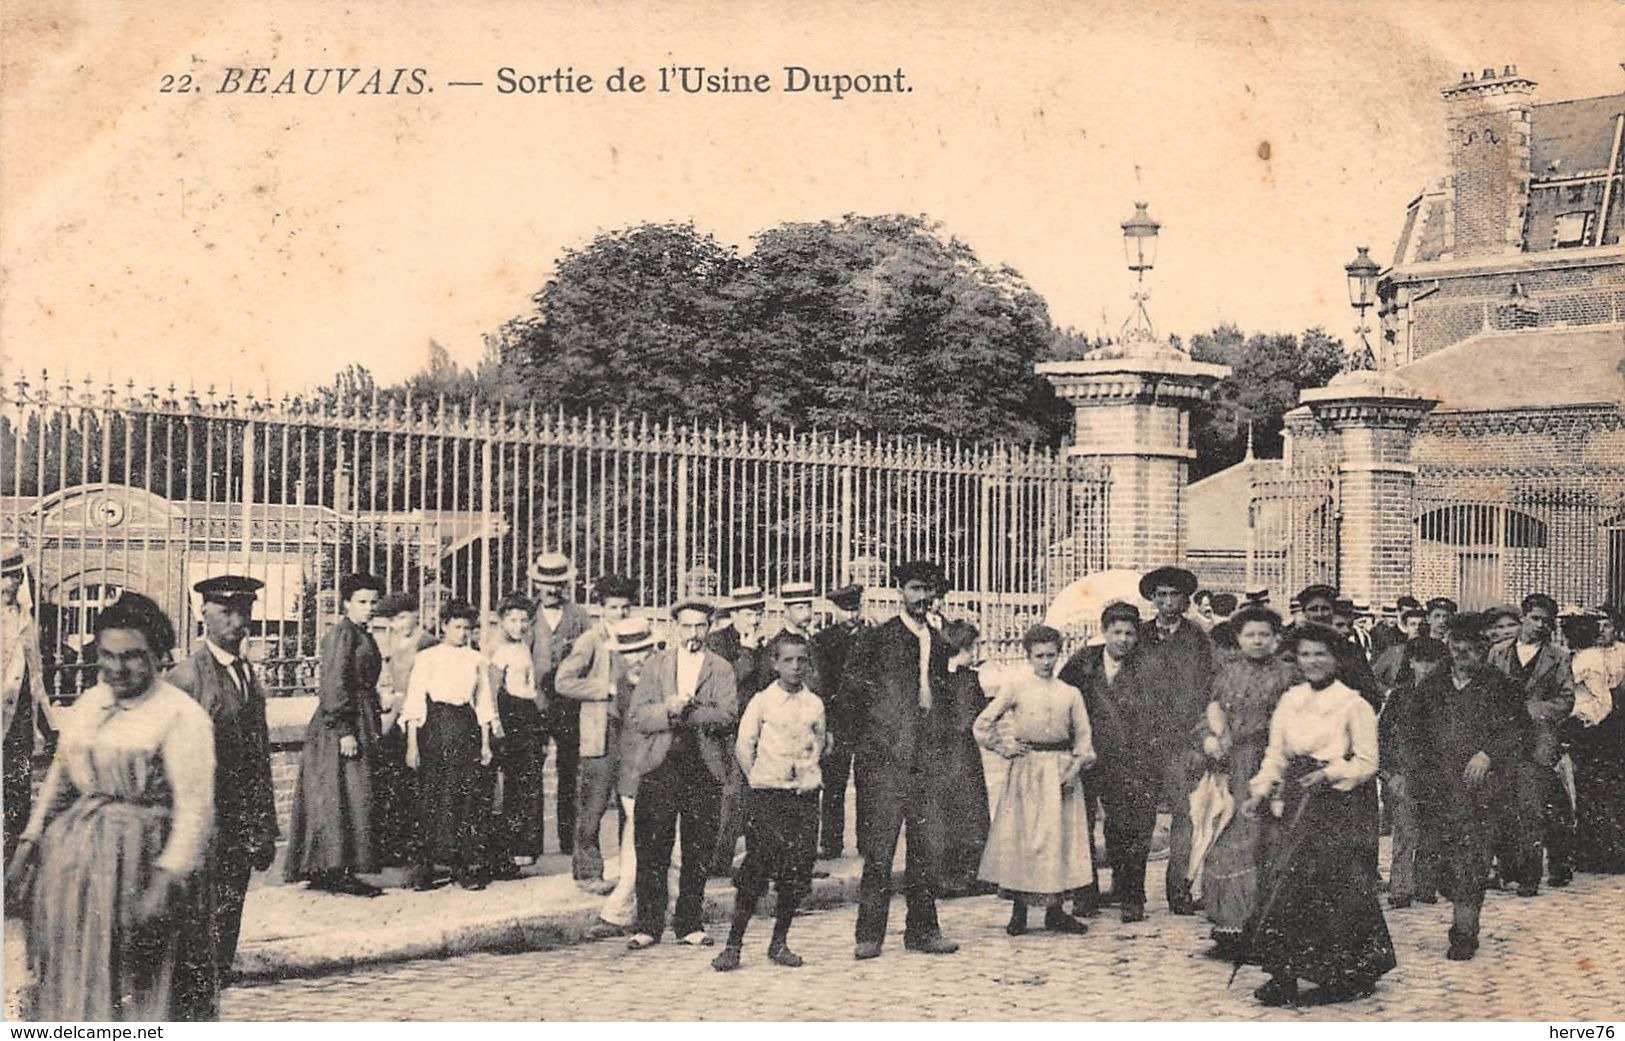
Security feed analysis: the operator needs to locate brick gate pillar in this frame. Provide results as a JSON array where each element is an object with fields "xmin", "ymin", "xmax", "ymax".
[
  {"xmin": 1298, "ymin": 371, "xmax": 1438, "ymax": 609},
  {"xmin": 1037, "ymin": 344, "xmax": 1229, "ymax": 573}
]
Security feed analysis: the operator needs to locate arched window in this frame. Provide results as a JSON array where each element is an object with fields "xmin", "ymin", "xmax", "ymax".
[{"xmin": 1418, "ymin": 504, "xmax": 1547, "ymax": 548}]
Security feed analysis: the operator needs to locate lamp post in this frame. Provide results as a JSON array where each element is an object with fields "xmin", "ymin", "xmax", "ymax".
[
  {"xmin": 1344, "ymin": 246, "xmax": 1380, "ymax": 366},
  {"xmin": 1119, "ymin": 202, "xmax": 1163, "ymax": 348}
]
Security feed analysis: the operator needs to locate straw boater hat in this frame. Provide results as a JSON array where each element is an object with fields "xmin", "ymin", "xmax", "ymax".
[
  {"xmin": 528, "ymin": 552, "xmax": 574, "ymax": 585},
  {"xmin": 1, "ymin": 541, "xmax": 25, "ymax": 577},
  {"xmin": 612, "ymin": 617, "xmax": 657, "ymax": 653},
  {"xmin": 728, "ymin": 585, "xmax": 766, "ymax": 611},
  {"xmin": 1243, "ymin": 587, "xmax": 1270, "ymax": 606},
  {"xmin": 780, "ymin": 581, "xmax": 816, "ymax": 606}
]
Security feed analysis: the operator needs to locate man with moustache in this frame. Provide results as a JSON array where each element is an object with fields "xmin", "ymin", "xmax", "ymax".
[
  {"xmin": 528, "ymin": 552, "xmax": 593, "ymax": 854},
  {"xmin": 843, "ymin": 560, "xmax": 961, "ymax": 959},
  {"xmin": 168, "ymin": 575, "xmax": 278, "ymax": 983}
]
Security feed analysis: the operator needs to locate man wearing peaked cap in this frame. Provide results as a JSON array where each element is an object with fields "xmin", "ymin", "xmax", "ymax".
[
  {"xmin": 526, "ymin": 552, "xmax": 593, "ymax": 857},
  {"xmin": 1134, "ymin": 564, "xmax": 1214, "ymax": 915},
  {"xmin": 2, "ymin": 541, "xmax": 50, "ymax": 865},
  {"xmin": 168, "ymin": 575, "xmax": 277, "ymax": 984},
  {"xmin": 1243, "ymin": 587, "xmax": 1270, "ymax": 606},
  {"xmin": 813, "ymin": 583, "xmax": 866, "ymax": 860}
]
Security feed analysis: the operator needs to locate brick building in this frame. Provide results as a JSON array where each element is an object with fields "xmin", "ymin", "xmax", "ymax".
[{"xmin": 1187, "ymin": 67, "xmax": 1625, "ymax": 610}]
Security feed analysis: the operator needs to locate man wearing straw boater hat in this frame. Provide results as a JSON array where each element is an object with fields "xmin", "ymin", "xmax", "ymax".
[
  {"xmin": 168, "ymin": 574, "xmax": 278, "ymax": 983},
  {"xmin": 527, "ymin": 552, "xmax": 593, "ymax": 855},
  {"xmin": 2, "ymin": 541, "xmax": 51, "ymax": 864}
]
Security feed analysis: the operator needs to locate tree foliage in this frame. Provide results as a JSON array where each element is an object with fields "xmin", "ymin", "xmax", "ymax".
[
  {"xmin": 497, "ymin": 216, "xmax": 1071, "ymax": 444},
  {"xmin": 1187, "ymin": 324, "xmax": 1367, "ymax": 479}
]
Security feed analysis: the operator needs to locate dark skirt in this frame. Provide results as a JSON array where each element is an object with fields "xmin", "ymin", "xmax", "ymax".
[
  {"xmin": 284, "ymin": 700, "xmax": 379, "ymax": 879},
  {"xmin": 1246, "ymin": 757, "xmax": 1397, "ymax": 988},
  {"xmin": 492, "ymin": 694, "xmax": 547, "ymax": 859},
  {"xmin": 373, "ymin": 726, "xmax": 419, "ymax": 867},
  {"xmin": 1572, "ymin": 715, "xmax": 1625, "ymax": 873},
  {"xmin": 941, "ymin": 733, "xmax": 991, "ymax": 883},
  {"xmin": 416, "ymin": 700, "xmax": 492, "ymax": 870}
]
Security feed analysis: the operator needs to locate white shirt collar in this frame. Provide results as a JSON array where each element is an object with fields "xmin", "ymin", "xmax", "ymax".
[{"xmin": 204, "ymin": 638, "xmax": 240, "ymax": 668}]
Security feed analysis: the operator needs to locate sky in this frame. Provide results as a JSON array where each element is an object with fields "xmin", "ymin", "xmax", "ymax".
[{"xmin": 1, "ymin": 0, "xmax": 1621, "ymax": 396}]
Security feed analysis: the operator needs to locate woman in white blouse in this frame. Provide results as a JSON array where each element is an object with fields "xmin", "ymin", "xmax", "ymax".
[
  {"xmin": 1240, "ymin": 624, "xmax": 1396, "ymax": 1008},
  {"xmin": 4, "ymin": 593, "xmax": 218, "ymax": 1021},
  {"xmin": 1567, "ymin": 610, "xmax": 1625, "ymax": 873},
  {"xmin": 401, "ymin": 600, "xmax": 501, "ymax": 890}
]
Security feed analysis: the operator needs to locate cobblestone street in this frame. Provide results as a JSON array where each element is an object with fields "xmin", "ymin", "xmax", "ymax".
[{"xmin": 224, "ymin": 871, "xmax": 1625, "ymax": 1021}]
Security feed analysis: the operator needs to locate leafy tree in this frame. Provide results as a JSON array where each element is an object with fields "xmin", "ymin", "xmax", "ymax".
[
  {"xmin": 499, "ymin": 216, "xmax": 1071, "ymax": 444},
  {"xmin": 1187, "ymin": 324, "xmax": 1366, "ymax": 479},
  {"xmin": 501, "ymin": 222, "xmax": 752, "ymax": 426}
]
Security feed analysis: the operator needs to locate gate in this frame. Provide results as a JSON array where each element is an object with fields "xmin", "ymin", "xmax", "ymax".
[
  {"xmin": 1245, "ymin": 467, "xmax": 1340, "ymax": 599},
  {"xmin": 0, "ymin": 372, "xmax": 1110, "ymax": 694}
]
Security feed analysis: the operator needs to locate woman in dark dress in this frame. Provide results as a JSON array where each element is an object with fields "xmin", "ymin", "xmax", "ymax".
[
  {"xmin": 285, "ymin": 573, "xmax": 385, "ymax": 896},
  {"xmin": 937, "ymin": 619, "xmax": 993, "ymax": 897},
  {"xmin": 1242, "ymin": 625, "xmax": 1396, "ymax": 1007}
]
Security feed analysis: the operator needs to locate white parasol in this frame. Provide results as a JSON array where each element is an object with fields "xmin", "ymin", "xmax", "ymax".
[{"xmin": 1044, "ymin": 569, "xmax": 1154, "ymax": 629}]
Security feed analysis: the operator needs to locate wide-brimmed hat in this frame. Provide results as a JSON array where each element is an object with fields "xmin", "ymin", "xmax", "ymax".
[
  {"xmin": 1139, "ymin": 566, "xmax": 1198, "ymax": 600},
  {"xmin": 528, "ymin": 552, "xmax": 574, "ymax": 585},
  {"xmin": 727, "ymin": 585, "xmax": 765, "ymax": 611},
  {"xmin": 612, "ymin": 617, "xmax": 657, "ymax": 653}
]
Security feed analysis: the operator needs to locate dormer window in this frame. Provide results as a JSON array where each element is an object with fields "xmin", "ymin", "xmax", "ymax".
[{"xmin": 1554, "ymin": 211, "xmax": 1590, "ymax": 248}]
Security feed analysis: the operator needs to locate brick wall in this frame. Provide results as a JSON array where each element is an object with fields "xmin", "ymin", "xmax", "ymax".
[{"xmin": 1399, "ymin": 262, "xmax": 1625, "ymax": 360}]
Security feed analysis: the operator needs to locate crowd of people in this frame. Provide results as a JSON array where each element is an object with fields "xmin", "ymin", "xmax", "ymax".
[{"xmin": 3, "ymin": 536, "xmax": 1624, "ymax": 1018}]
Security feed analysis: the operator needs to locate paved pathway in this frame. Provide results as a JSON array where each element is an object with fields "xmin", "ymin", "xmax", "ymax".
[{"xmin": 223, "ymin": 872, "xmax": 1625, "ymax": 1021}]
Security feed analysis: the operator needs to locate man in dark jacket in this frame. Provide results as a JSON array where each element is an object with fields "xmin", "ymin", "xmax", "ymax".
[
  {"xmin": 843, "ymin": 561, "xmax": 961, "ymax": 959},
  {"xmin": 812, "ymin": 583, "xmax": 866, "ymax": 859},
  {"xmin": 168, "ymin": 575, "xmax": 278, "ymax": 983},
  {"xmin": 528, "ymin": 552, "xmax": 594, "ymax": 855},
  {"xmin": 1134, "ymin": 566, "xmax": 1215, "ymax": 915},
  {"xmin": 1395, "ymin": 614, "xmax": 1527, "ymax": 960},
  {"xmin": 623, "ymin": 600, "xmax": 740, "ymax": 949},
  {"xmin": 1058, "ymin": 600, "xmax": 1153, "ymax": 922},
  {"xmin": 1487, "ymin": 593, "xmax": 1576, "ymax": 894}
]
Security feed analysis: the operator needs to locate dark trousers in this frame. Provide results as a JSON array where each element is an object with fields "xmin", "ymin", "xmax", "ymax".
[
  {"xmin": 210, "ymin": 853, "xmax": 253, "ymax": 979},
  {"xmin": 634, "ymin": 751, "xmax": 723, "ymax": 938},
  {"xmin": 854, "ymin": 761, "xmax": 944, "ymax": 945},
  {"xmin": 818, "ymin": 741, "xmax": 854, "ymax": 857},
  {"xmin": 3, "ymin": 703, "xmax": 33, "ymax": 865},
  {"xmin": 492, "ymin": 695, "xmax": 547, "ymax": 861},
  {"xmin": 541, "ymin": 700, "xmax": 581, "ymax": 854},
  {"xmin": 1099, "ymin": 772, "xmax": 1157, "ymax": 906},
  {"xmin": 736, "ymin": 787, "xmax": 819, "ymax": 901},
  {"xmin": 1158, "ymin": 751, "xmax": 1197, "ymax": 908},
  {"xmin": 1502, "ymin": 759, "xmax": 1571, "ymax": 887},
  {"xmin": 573, "ymin": 740, "xmax": 619, "ymax": 881}
]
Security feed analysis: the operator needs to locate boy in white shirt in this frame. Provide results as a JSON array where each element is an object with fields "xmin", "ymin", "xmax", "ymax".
[{"xmin": 712, "ymin": 633, "xmax": 826, "ymax": 971}]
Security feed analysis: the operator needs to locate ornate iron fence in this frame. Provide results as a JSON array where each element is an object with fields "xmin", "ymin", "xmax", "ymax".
[
  {"xmin": 1245, "ymin": 467, "xmax": 1340, "ymax": 601},
  {"xmin": 1, "ymin": 371, "xmax": 1111, "ymax": 695}
]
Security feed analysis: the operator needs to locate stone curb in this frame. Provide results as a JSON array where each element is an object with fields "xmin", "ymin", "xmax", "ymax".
[{"xmin": 235, "ymin": 863, "xmax": 867, "ymax": 983}]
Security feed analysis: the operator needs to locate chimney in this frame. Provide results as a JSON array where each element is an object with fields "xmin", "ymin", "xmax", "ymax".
[{"xmin": 1440, "ymin": 64, "xmax": 1537, "ymax": 258}]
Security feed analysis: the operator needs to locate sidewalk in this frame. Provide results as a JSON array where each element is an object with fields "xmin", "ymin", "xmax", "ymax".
[{"xmin": 233, "ymin": 851, "xmax": 867, "ymax": 981}]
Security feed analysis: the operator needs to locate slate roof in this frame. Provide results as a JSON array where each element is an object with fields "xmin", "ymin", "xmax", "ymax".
[{"xmin": 1394, "ymin": 325, "xmax": 1625, "ymax": 410}]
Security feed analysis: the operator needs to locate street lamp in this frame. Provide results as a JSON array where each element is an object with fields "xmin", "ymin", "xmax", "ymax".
[
  {"xmin": 1120, "ymin": 202, "xmax": 1162, "ymax": 346},
  {"xmin": 1344, "ymin": 245, "xmax": 1380, "ymax": 362}
]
